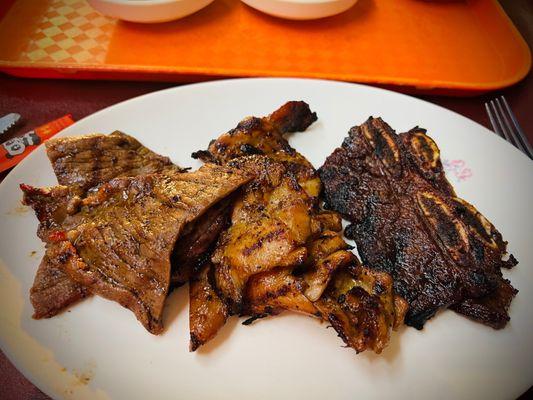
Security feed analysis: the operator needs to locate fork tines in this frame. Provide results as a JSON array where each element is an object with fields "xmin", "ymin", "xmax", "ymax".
[{"xmin": 485, "ymin": 96, "xmax": 533, "ymax": 160}]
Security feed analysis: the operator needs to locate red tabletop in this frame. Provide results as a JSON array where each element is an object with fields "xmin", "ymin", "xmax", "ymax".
[{"xmin": 1, "ymin": 1, "xmax": 532, "ymax": 399}]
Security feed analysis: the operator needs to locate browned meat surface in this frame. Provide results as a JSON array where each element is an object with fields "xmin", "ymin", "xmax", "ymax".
[
  {"xmin": 244, "ymin": 267, "xmax": 319, "ymax": 318},
  {"xmin": 192, "ymin": 101, "xmax": 317, "ymax": 166},
  {"xmin": 242, "ymin": 236, "xmax": 407, "ymax": 354},
  {"xmin": 21, "ymin": 184, "xmax": 90, "ymax": 319},
  {"xmin": 29, "ymin": 244, "xmax": 88, "ymax": 319},
  {"xmin": 189, "ymin": 263, "xmax": 229, "ymax": 351},
  {"xmin": 25, "ymin": 132, "xmax": 182, "ymax": 319},
  {"xmin": 314, "ymin": 263, "xmax": 407, "ymax": 354},
  {"xmin": 450, "ymin": 278, "xmax": 517, "ymax": 329},
  {"xmin": 46, "ymin": 131, "xmax": 181, "ymax": 193},
  {"xmin": 302, "ymin": 230, "xmax": 354, "ymax": 302},
  {"xmin": 192, "ymin": 101, "xmax": 321, "ymax": 199},
  {"xmin": 22, "ymin": 164, "xmax": 250, "ymax": 333},
  {"xmin": 211, "ymin": 155, "xmax": 313, "ymax": 313},
  {"xmin": 191, "ymin": 102, "xmax": 406, "ymax": 353},
  {"xmin": 319, "ymin": 117, "xmax": 517, "ymax": 329},
  {"xmin": 171, "ymin": 198, "xmax": 232, "ymax": 287},
  {"xmin": 446, "ymin": 197, "xmax": 518, "ymax": 327}
]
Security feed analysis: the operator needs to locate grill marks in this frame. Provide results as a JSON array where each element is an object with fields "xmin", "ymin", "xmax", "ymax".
[
  {"xmin": 190, "ymin": 102, "xmax": 406, "ymax": 354},
  {"xmin": 24, "ymin": 132, "xmax": 183, "ymax": 320},
  {"xmin": 211, "ymin": 156, "xmax": 314, "ymax": 313},
  {"xmin": 23, "ymin": 132, "xmax": 250, "ymax": 334},
  {"xmin": 189, "ymin": 263, "xmax": 229, "ymax": 351},
  {"xmin": 46, "ymin": 131, "xmax": 181, "ymax": 193},
  {"xmin": 29, "ymin": 246, "xmax": 88, "ymax": 319},
  {"xmin": 416, "ymin": 192, "xmax": 471, "ymax": 266},
  {"xmin": 320, "ymin": 117, "xmax": 518, "ymax": 329},
  {"xmin": 23, "ymin": 165, "xmax": 250, "ymax": 333},
  {"xmin": 192, "ymin": 101, "xmax": 317, "ymax": 166},
  {"xmin": 192, "ymin": 101, "xmax": 321, "ymax": 199}
]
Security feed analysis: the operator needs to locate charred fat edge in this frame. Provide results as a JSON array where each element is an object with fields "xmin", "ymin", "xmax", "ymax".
[
  {"xmin": 361, "ymin": 118, "xmax": 402, "ymax": 177},
  {"xmin": 450, "ymin": 197, "xmax": 500, "ymax": 250},
  {"xmin": 407, "ymin": 130, "xmax": 441, "ymax": 173},
  {"xmin": 304, "ymin": 250, "xmax": 355, "ymax": 302},
  {"xmin": 416, "ymin": 191, "xmax": 471, "ymax": 267}
]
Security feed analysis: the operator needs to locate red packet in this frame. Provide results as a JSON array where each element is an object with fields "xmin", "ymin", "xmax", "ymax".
[{"xmin": 1, "ymin": 114, "xmax": 74, "ymax": 173}]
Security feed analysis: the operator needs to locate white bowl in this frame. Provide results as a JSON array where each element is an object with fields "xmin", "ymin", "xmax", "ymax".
[
  {"xmin": 241, "ymin": 0, "xmax": 358, "ymax": 20},
  {"xmin": 87, "ymin": 0, "xmax": 215, "ymax": 23}
]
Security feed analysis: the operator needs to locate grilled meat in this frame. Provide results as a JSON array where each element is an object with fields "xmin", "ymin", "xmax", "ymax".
[
  {"xmin": 241, "ymin": 227, "xmax": 407, "ymax": 354},
  {"xmin": 46, "ymin": 131, "xmax": 181, "ymax": 193},
  {"xmin": 446, "ymin": 197, "xmax": 518, "ymax": 328},
  {"xmin": 22, "ymin": 164, "xmax": 250, "ymax": 333},
  {"xmin": 191, "ymin": 102, "xmax": 405, "ymax": 353},
  {"xmin": 192, "ymin": 100, "xmax": 321, "ymax": 199},
  {"xmin": 192, "ymin": 101, "xmax": 317, "ymax": 166},
  {"xmin": 25, "ymin": 132, "xmax": 183, "ymax": 319},
  {"xmin": 450, "ymin": 278, "xmax": 517, "ymax": 329},
  {"xmin": 189, "ymin": 263, "xmax": 229, "ymax": 351},
  {"xmin": 29, "ymin": 245, "xmax": 88, "ymax": 319},
  {"xmin": 319, "ymin": 117, "xmax": 517, "ymax": 329},
  {"xmin": 170, "ymin": 198, "xmax": 232, "ymax": 287},
  {"xmin": 211, "ymin": 155, "xmax": 313, "ymax": 313},
  {"xmin": 314, "ymin": 262, "xmax": 407, "ymax": 353},
  {"xmin": 244, "ymin": 267, "xmax": 319, "ymax": 318},
  {"xmin": 22, "ymin": 184, "xmax": 89, "ymax": 319}
]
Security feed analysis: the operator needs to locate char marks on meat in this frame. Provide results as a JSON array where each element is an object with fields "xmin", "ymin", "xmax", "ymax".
[
  {"xmin": 29, "ymin": 245, "xmax": 88, "ymax": 319},
  {"xmin": 319, "ymin": 117, "xmax": 517, "ymax": 329},
  {"xmin": 211, "ymin": 155, "xmax": 314, "ymax": 314},
  {"xmin": 46, "ymin": 131, "xmax": 181, "ymax": 193},
  {"xmin": 23, "ymin": 163, "xmax": 250, "ymax": 333},
  {"xmin": 189, "ymin": 262, "xmax": 229, "ymax": 351},
  {"xmin": 171, "ymin": 198, "xmax": 233, "ymax": 287},
  {"xmin": 22, "ymin": 184, "xmax": 89, "ymax": 319},
  {"xmin": 24, "ymin": 132, "xmax": 183, "ymax": 320},
  {"xmin": 192, "ymin": 101, "xmax": 318, "ymax": 166},
  {"xmin": 191, "ymin": 102, "xmax": 406, "ymax": 353}
]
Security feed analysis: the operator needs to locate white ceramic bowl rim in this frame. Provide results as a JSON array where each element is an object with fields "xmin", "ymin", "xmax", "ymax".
[
  {"xmin": 105, "ymin": 0, "xmax": 352, "ymax": 4},
  {"xmin": 98, "ymin": 0, "xmax": 198, "ymax": 6},
  {"xmin": 264, "ymin": 0, "xmax": 351, "ymax": 3}
]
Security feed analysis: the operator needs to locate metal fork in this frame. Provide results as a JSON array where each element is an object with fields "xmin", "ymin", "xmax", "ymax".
[{"xmin": 485, "ymin": 96, "xmax": 533, "ymax": 160}]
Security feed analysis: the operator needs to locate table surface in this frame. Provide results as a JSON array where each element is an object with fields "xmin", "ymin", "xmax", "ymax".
[{"xmin": 1, "ymin": 1, "xmax": 532, "ymax": 399}]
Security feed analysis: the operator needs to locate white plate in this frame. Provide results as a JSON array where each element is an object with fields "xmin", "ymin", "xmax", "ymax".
[{"xmin": 1, "ymin": 78, "xmax": 532, "ymax": 400}]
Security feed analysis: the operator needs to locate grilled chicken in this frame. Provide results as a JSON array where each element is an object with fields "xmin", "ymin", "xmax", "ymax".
[
  {"xmin": 189, "ymin": 263, "xmax": 229, "ymax": 351},
  {"xmin": 22, "ymin": 164, "xmax": 250, "ymax": 333},
  {"xmin": 314, "ymin": 262, "xmax": 408, "ymax": 353},
  {"xmin": 320, "ymin": 117, "xmax": 517, "ymax": 329},
  {"xmin": 244, "ymin": 267, "xmax": 319, "ymax": 318},
  {"xmin": 211, "ymin": 155, "xmax": 313, "ymax": 313},
  {"xmin": 192, "ymin": 100, "xmax": 321, "ymax": 199},
  {"xmin": 190, "ymin": 102, "xmax": 406, "ymax": 353}
]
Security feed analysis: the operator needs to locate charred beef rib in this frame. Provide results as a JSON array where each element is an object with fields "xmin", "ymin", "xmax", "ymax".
[
  {"xmin": 26, "ymin": 132, "xmax": 182, "ymax": 319},
  {"xmin": 191, "ymin": 102, "xmax": 406, "ymax": 353},
  {"xmin": 319, "ymin": 117, "xmax": 517, "ymax": 329}
]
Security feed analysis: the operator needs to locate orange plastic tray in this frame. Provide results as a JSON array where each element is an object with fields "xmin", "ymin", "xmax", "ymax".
[{"xmin": 0, "ymin": 0, "xmax": 530, "ymax": 95}]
